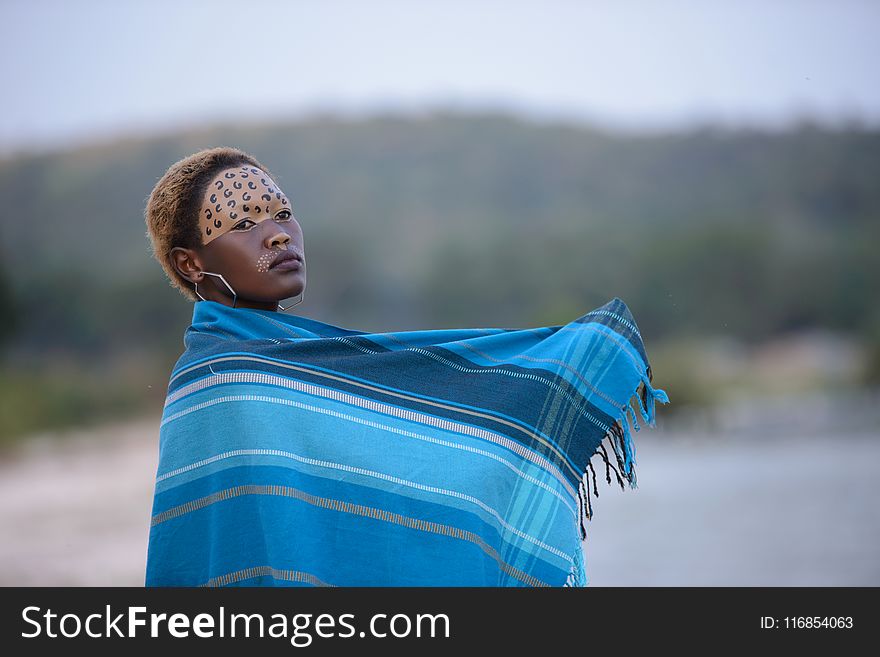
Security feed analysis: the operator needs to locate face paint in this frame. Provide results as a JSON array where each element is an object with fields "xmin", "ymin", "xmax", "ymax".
[
  {"xmin": 256, "ymin": 252, "xmax": 275, "ymax": 273},
  {"xmin": 199, "ymin": 165, "xmax": 292, "ymax": 245}
]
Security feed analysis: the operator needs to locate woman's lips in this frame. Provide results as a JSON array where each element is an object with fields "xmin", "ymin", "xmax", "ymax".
[
  {"xmin": 269, "ymin": 249, "xmax": 304, "ymax": 270},
  {"xmin": 271, "ymin": 258, "xmax": 302, "ymax": 272}
]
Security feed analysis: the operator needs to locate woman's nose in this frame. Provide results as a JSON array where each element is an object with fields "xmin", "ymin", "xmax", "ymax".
[{"xmin": 267, "ymin": 230, "xmax": 291, "ymax": 249}]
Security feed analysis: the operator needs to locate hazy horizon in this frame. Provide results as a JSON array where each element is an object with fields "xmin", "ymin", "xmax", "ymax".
[{"xmin": 2, "ymin": 0, "xmax": 879, "ymax": 157}]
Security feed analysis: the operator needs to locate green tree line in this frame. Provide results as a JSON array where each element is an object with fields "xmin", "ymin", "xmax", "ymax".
[{"xmin": 0, "ymin": 112, "xmax": 877, "ymax": 440}]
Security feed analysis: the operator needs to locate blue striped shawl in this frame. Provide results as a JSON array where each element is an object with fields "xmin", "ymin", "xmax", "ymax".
[{"xmin": 145, "ymin": 297, "xmax": 669, "ymax": 587}]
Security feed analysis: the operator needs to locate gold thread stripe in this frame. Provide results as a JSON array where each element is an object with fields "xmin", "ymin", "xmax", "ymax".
[
  {"xmin": 164, "ymin": 327, "xmax": 630, "ymax": 486},
  {"xmin": 168, "ymin": 354, "xmax": 583, "ymax": 460},
  {"xmin": 200, "ymin": 566, "xmax": 335, "ymax": 588},
  {"xmin": 152, "ymin": 484, "xmax": 552, "ymax": 588},
  {"xmin": 160, "ymin": 388, "xmax": 578, "ymax": 502},
  {"xmin": 157, "ymin": 437, "xmax": 572, "ymax": 517},
  {"xmin": 165, "ymin": 322, "xmax": 642, "ymax": 485},
  {"xmin": 155, "ymin": 447, "xmax": 574, "ymax": 563},
  {"xmin": 164, "ymin": 370, "xmax": 577, "ymax": 494},
  {"xmin": 157, "ymin": 436, "xmax": 577, "ymax": 521}
]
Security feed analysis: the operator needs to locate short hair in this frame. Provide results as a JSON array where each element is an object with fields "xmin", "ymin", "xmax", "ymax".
[{"xmin": 144, "ymin": 146, "xmax": 277, "ymax": 301}]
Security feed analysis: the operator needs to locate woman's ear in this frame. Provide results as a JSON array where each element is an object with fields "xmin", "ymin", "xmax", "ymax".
[{"xmin": 170, "ymin": 247, "xmax": 203, "ymax": 284}]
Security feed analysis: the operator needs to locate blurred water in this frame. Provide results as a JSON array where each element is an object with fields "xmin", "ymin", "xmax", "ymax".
[
  {"xmin": 0, "ymin": 414, "xmax": 877, "ymax": 586},
  {"xmin": 583, "ymin": 429, "xmax": 880, "ymax": 586}
]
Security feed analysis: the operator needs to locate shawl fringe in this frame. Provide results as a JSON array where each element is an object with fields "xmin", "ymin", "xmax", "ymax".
[{"xmin": 576, "ymin": 370, "xmax": 670, "ymax": 542}]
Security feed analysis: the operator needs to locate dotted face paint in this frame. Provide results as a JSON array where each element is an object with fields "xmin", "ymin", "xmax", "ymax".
[
  {"xmin": 199, "ymin": 165, "xmax": 292, "ymax": 245},
  {"xmin": 256, "ymin": 252, "xmax": 275, "ymax": 273}
]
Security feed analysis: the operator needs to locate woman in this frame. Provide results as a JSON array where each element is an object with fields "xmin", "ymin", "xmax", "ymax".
[
  {"xmin": 144, "ymin": 146, "xmax": 306, "ymax": 311},
  {"xmin": 143, "ymin": 147, "xmax": 669, "ymax": 587}
]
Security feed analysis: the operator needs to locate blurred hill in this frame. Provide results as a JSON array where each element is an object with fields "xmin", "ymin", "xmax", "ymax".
[{"xmin": 0, "ymin": 111, "xmax": 878, "ymax": 442}]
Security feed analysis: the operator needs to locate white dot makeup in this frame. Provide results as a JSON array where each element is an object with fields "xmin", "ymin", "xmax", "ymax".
[{"xmin": 256, "ymin": 252, "xmax": 275, "ymax": 273}]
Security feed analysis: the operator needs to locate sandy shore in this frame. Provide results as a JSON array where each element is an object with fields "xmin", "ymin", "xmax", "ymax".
[
  {"xmin": 0, "ymin": 416, "xmax": 160, "ymax": 586},
  {"xmin": 0, "ymin": 417, "xmax": 877, "ymax": 586}
]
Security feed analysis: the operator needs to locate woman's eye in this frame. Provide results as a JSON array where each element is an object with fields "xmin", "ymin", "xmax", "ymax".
[
  {"xmin": 275, "ymin": 210, "xmax": 293, "ymax": 221},
  {"xmin": 234, "ymin": 220, "xmax": 256, "ymax": 230}
]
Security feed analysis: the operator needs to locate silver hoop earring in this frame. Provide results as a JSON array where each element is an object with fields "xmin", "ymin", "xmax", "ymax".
[
  {"xmin": 277, "ymin": 291, "xmax": 305, "ymax": 312},
  {"xmin": 194, "ymin": 271, "xmax": 238, "ymax": 308}
]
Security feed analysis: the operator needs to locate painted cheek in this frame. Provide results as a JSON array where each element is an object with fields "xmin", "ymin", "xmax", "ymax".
[{"xmin": 256, "ymin": 252, "xmax": 275, "ymax": 273}]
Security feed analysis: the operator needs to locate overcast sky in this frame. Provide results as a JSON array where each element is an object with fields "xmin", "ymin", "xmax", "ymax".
[{"xmin": 2, "ymin": 0, "xmax": 878, "ymax": 155}]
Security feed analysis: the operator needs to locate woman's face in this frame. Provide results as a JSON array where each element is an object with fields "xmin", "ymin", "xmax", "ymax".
[{"xmin": 173, "ymin": 164, "xmax": 306, "ymax": 311}]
